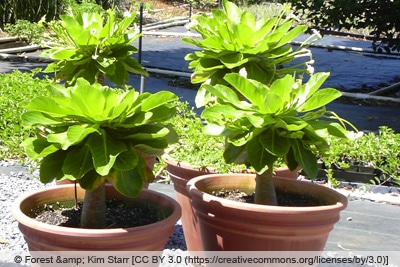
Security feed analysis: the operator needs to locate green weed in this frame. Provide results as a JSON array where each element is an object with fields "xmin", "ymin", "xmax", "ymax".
[{"xmin": 0, "ymin": 69, "xmax": 51, "ymax": 162}]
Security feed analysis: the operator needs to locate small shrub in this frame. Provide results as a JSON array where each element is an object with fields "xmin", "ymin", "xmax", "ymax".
[
  {"xmin": 321, "ymin": 126, "xmax": 400, "ymax": 186},
  {"xmin": 4, "ymin": 20, "xmax": 44, "ymax": 44},
  {"xmin": 63, "ymin": 0, "xmax": 106, "ymax": 17},
  {"xmin": 0, "ymin": 69, "xmax": 51, "ymax": 162},
  {"xmin": 286, "ymin": 0, "xmax": 400, "ymax": 53}
]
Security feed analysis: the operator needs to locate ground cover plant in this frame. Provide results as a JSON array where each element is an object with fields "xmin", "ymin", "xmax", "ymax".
[
  {"xmin": 0, "ymin": 69, "xmax": 51, "ymax": 162},
  {"xmin": 321, "ymin": 126, "xmax": 400, "ymax": 187},
  {"xmin": 4, "ymin": 20, "xmax": 44, "ymax": 44}
]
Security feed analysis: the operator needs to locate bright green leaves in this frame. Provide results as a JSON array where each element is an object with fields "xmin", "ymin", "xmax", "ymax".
[
  {"xmin": 22, "ymin": 78, "xmax": 178, "ymax": 196},
  {"xmin": 259, "ymin": 129, "xmax": 291, "ymax": 158},
  {"xmin": 183, "ymin": 0, "xmax": 314, "ymax": 89},
  {"xmin": 247, "ymin": 136, "xmax": 277, "ymax": 174},
  {"xmin": 86, "ymin": 130, "xmax": 126, "ymax": 176},
  {"xmin": 42, "ymin": 9, "xmax": 148, "ymax": 86},
  {"xmin": 201, "ymin": 72, "xmax": 354, "ymax": 177},
  {"xmin": 62, "ymin": 145, "xmax": 94, "ymax": 179}
]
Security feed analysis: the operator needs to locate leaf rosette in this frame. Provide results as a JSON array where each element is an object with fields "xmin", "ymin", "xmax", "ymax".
[{"xmin": 22, "ymin": 78, "xmax": 178, "ymax": 197}]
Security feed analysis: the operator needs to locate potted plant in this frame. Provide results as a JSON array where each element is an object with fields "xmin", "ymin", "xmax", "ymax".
[
  {"xmin": 162, "ymin": 101, "xmax": 297, "ymax": 251},
  {"xmin": 41, "ymin": 9, "xmax": 148, "ymax": 87},
  {"xmin": 186, "ymin": 70, "xmax": 356, "ymax": 251},
  {"xmin": 42, "ymin": 9, "xmax": 158, "ymax": 175},
  {"xmin": 182, "ymin": 1, "xmax": 317, "ymax": 106},
  {"xmin": 13, "ymin": 78, "xmax": 181, "ymax": 251},
  {"xmin": 12, "ymin": 9, "xmax": 181, "ymax": 252},
  {"xmin": 169, "ymin": 1, "xmax": 313, "ymax": 251}
]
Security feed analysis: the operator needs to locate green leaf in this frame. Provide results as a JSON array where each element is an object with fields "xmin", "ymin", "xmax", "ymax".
[
  {"xmin": 67, "ymin": 124, "xmax": 99, "ymax": 145},
  {"xmin": 39, "ymin": 150, "xmax": 68, "ymax": 183},
  {"xmin": 285, "ymin": 147, "xmax": 299, "ymax": 171},
  {"xmin": 201, "ymin": 104, "xmax": 248, "ymax": 122},
  {"xmin": 62, "ymin": 145, "xmax": 94, "ymax": 179},
  {"xmin": 107, "ymin": 156, "xmax": 149, "ymax": 198},
  {"xmin": 140, "ymin": 91, "xmax": 178, "ymax": 111},
  {"xmin": 268, "ymin": 74, "xmax": 294, "ymax": 105},
  {"xmin": 223, "ymin": 142, "xmax": 246, "ymax": 164},
  {"xmin": 299, "ymin": 88, "xmax": 341, "ymax": 112},
  {"xmin": 22, "ymin": 111, "xmax": 64, "ymax": 126},
  {"xmin": 276, "ymin": 25, "xmax": 307, "ymax": 46},
  {"xmin": 85, "ymin": 130, "xmax": 127, "ymax": 176},
  {"xmin": 200, "ymin": 36, "xmax": 233, "ymax": 50},
  {"xmin": 259, "ymin": 129, "xmax": 290, "ymax": 157},
  {"xmin": 297, "ymin": 72, "xmax": 330, "ymax": 106},
  {"xmin": 224, "ymin": 73, "xmax": 265, "ymax": 109},
  {"xmin": 70, "ymin": 79, "xmax": 107, "ymax": 117},
  {"xmin": 232, "ymin": 24, "xmax": 255, "ymax": 48},
  {"xmin": 78, "ymin": 170, "xmax": 105, "ymax": 191},
  {"xmin": 240, "ymin": 11, "xmax": 256, "ymax": 32},
  {"xmin": 113, "ymin": 149, "xmax": 139, "ymax": 170},
  {"xmin": 22, "ymin": 137, "xmax": 59, "ymax": 159},
  {"xmin": 47, "ymin": 131, "xmax": 69, "ymax": 149},
  {"xmin": 263, "ymin": 92, "xmax": 283, "ymax": 114},
  {"xmin": 222, "ymin": 0, "xmax": 242, "ymax": 24},
  {"xmin": 220, "ymin": 53, "xmax": 248, "ymax": 69},
  {"xmin": 291, "ymin": 139, "xmax": 318, "ymax": 178},
  {"xmin": 126, "ymin": 127, "xmax": 170, "ymax": 141},
  {"xmin": 108, "ymin": 169, "xmax": 143, "ymax": 198},
  {"xmin": 247, "ymin": 136, "xmax": 277, "ymax": 173},
  {"xmin": 24, "ymin": 96, "xmax": 71, "ymax": 118}
]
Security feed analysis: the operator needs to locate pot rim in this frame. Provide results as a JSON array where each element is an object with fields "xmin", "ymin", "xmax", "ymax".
[
  {"xmin": 162, "ymin": 154, "xmax": 218, "ymax": 173},
  {"xmin": 186, "ymin": 173, "xmax": 348, "ymax": 214},
  {"xmin": 12, "ymin": 184, "xmax": 181, "ymax": 236},
  {"xmin": 163, "ymin": 154, "xmax": 298, "ymax": 176}
]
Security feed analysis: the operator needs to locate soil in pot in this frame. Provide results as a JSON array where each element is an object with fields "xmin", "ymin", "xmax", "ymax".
[
  {"xmin": 212, "ymin": 188, "xmax": 331, "ymax": 206},
  {"xmin": 14, "ymin": 185, "xmax": 181, "ymax": 251},
  {"xmin": 30, "ymin": 198, "xmax": 172, "ymax": 229}
]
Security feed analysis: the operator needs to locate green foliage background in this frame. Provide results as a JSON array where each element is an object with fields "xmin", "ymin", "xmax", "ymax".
[
  {"xmin": 284, "ymin": 0, "xmax": 400, "ymax": 53},
  {"xmin": 0, "ymin": 70, "xmax": 51, "ymax": 161},
  {"xmin": 0, "ymin": 0, "xmax": 123, "ymax": 30}
]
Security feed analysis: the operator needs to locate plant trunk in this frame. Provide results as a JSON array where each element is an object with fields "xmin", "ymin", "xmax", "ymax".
[
  {"xmin": 98, "ymin": 72, "xmax": 105, "ymax": 85},
  {"xmin": 254, "ymin": 167, "xmax": 277, "ymax": 205},
  {"xmin": 81, "ymin": 182, "xmax": 106, "ymax": 229}
]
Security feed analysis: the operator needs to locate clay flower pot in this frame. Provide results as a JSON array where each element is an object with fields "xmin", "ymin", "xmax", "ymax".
[
  {"xmin": 186, "ymin": 173, "xmax": 347, "ymax": 251},
  {"xmin": 13, "ymin": 184, "xmax": 181, "ymax": 251},
  {"xmin": 164, "ymin": 158, "xmax": 218, "ymax": 251},
  {"xmin": 164, "ymin": 156, "xmax": 299, "ymax": 251}
]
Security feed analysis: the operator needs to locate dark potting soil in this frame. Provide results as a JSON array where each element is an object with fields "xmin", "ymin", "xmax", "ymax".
[
  {"xmin": 30, "ymin": 199, "xmax": 170, "ymax": 229},
  {"xmin": 211, "ymin": 188, "xmax": 330, "ymax": 206}
]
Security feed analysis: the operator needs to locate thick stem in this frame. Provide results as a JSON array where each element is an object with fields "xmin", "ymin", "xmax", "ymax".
[
  {"xmin": 254, "ymin": 167, "xmax": 278, "ymax": 205},
  {"xmin": 97, "ymin": 72, "xmax": 105, "ymax": 86},
  {"xmin": 80, "ymin": 182, "xmax": 106, "ymax": 229}
]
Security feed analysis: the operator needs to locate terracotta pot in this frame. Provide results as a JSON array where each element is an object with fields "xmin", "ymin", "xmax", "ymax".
[
  {"xmin": 186, "ymin": 173, "xmax": 348, "ymax": 251},
  {"xmin": 13, "ymin": 184, "xmax": 181, "ymax": 251},
  {"xmin": 164, "ymin": 156, "xmax": 299, "ymax": 251},
  {"xmin": 56, "ymin": 179, "xmax": 150, "ymax": 189},
  {"xmin": 165, "ymin": 158, "xmax": 218, "ymax": 251}
]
